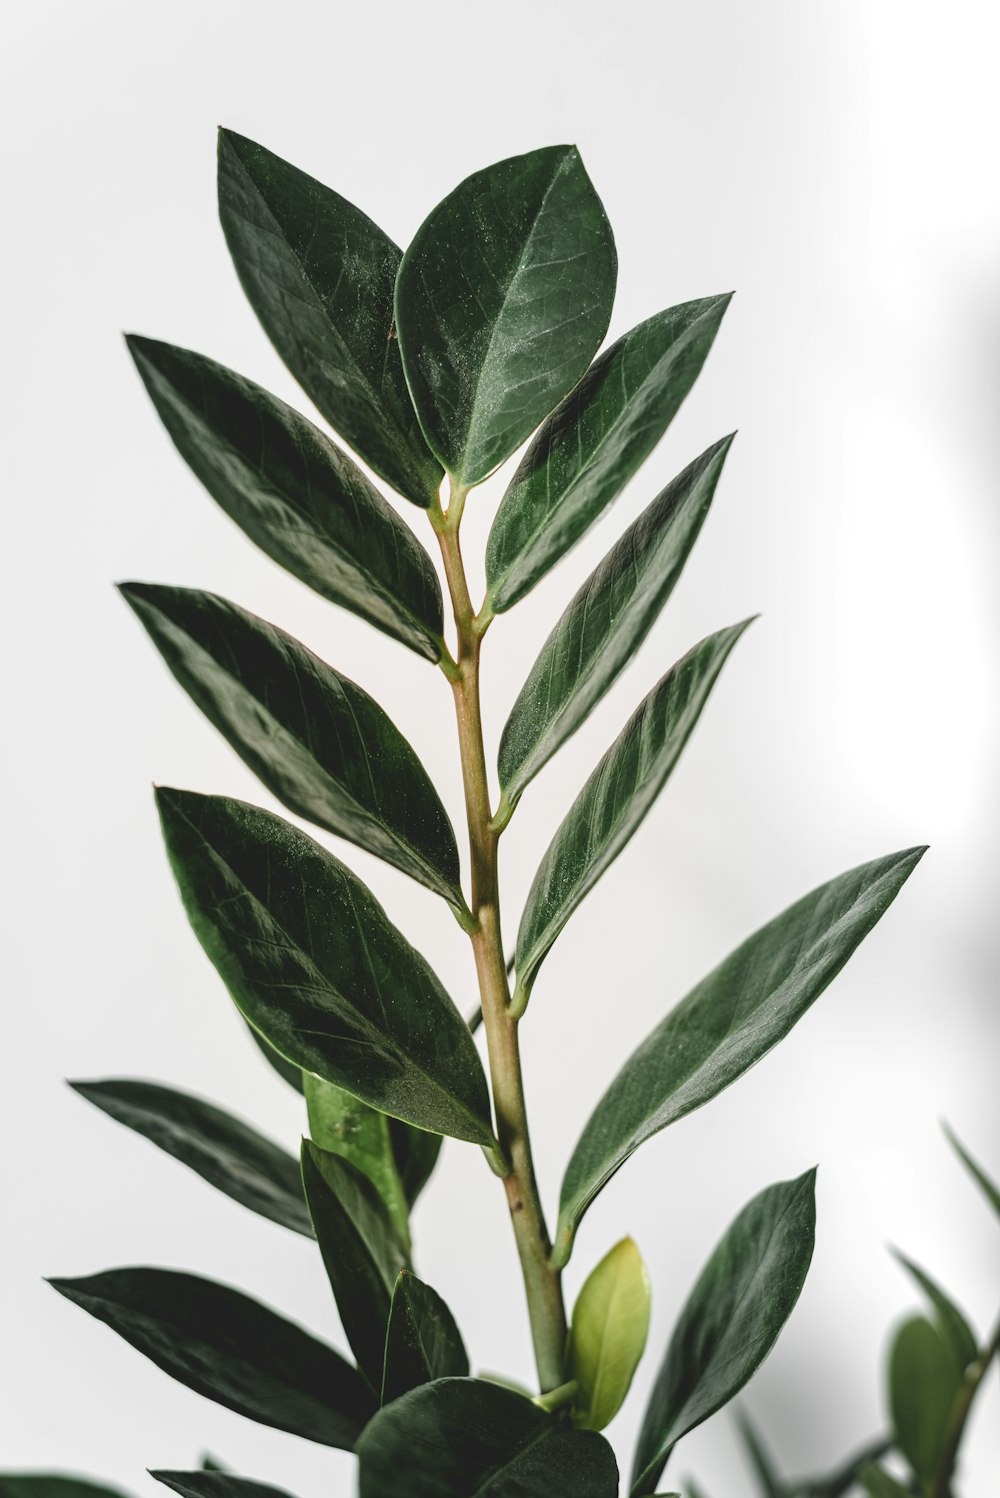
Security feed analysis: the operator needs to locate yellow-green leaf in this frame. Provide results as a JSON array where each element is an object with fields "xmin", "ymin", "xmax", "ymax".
[{"xmin": 568, "ymin": 1237, "xmax": 651, "ymax": 1432}]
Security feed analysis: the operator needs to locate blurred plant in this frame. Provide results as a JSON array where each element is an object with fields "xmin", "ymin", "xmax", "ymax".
[{"xmin": 0, "ymin": 136, "xmax": 926, "ymax": 1496}]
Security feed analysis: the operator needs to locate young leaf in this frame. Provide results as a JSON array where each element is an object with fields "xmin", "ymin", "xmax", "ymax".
[
  {"xmin": 122, "ymin": 584, "xmax": 462, "ymax": 905},
  {"xmin": 944, "ymin": 1123, "xmax": 1000, "ymax": 1220},
  {"xmin": 395, "ymin": 146, "xmax": 617, "ymax": 485},
  {"xmin": 156, "ymin": 789, "xmax": 494, "ymax": 1146},
  {"xmin": 555, "ymin": 847, "xmax": 924, "ymax": 1265},
  {"xmin": 486, "ymin": 295, "xmax": 732, "ymax": 611},
  {"xmin": 304, "ymin": 1073, "xmax": 410, "ymax": 1245},
  {"xmin": 388, "ymin": 1116, "xmax": 443, "ymax": 1209},
  {"xmin": 126, "ymin": 338, "xmax": 443, "ymax": 658},
  {"xmin": 356, "ymin": 1377, "xmax": 619, "ymax": 1498},
  {"xmin": 888, "ymin": 1316, "xmax": 961, "ymax": 1483},
  {"xmin": 69, "ymin": 1078, "xmax": 312, "ymax": 1236},
  {"xmin": 381, "ymin": 1270, "xmax": 469, "ymax": 1406},
  {"xmin": 631, "ymin": 1171, "xmax": 817, "ymax": 1495},
  {"xmin": 217, "ymin": 129, "xmax": 441, "ymax": 505},
  {"xmin": 48, "ymin": 1268, "xmax": 373, "ymax": 1447},
  {"xmin": 152, "ymin": 1477, "xmax": 295, "ymax": 1498},
  {"xmin": 567, "ymin": 1236, "xmax": 651, "ymax": 1432},
  {"xmin": 0, "ymin": 1482, "xmax": 131, "ymax": 1498},
  {"xmin": 498, "ymin": 439, "xmax": 733, "ymax": 808},
  {"xmin": 514, "ymin": 621, "xmax": 752, "ymax": 1009},
  {"xmin": 859, "ymin": 1468, "xmax": 911, "ymax": 1498},
  {"xmin": 302, "ymin": 1141, "xmax": 410, "ymax": 1392},
  {"xmin": 890, "ymin": 1248, "xmax": 978, "ymax": 1371}
]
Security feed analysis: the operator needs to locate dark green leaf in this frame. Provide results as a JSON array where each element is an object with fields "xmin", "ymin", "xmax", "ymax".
[
  {"xmin": 381, "ymin": 1270, "xmax": 469, "ymax": 1405},
  {"xmin": 69, "ymin": 1078, "xmax": 311, "ymax": 1236},
  {"xmin": 498, "ymin": 439, "xmax": 733, "ymax": 808},
  {"xmin": 198, "ymin": 1460, "xmax": 226, "ymax": 1474},
  {"xmin": 305, "ymin": 1072, "xmax": 410, "ymax": 1244},
  {"xmin": 245, "ymin": 1020, "xmax": 303, "ymax": 1092},
  {"xmin": 122, "ymin": 584, "xmax": 461, "ymax": 904},
  {"xmin": 555, "ymin": 847, "xmax": 924, "ymax": 1265},
  {"xmin": 891, "ymin": 1248, "xmax": 977, "ymax": 1371},
  {"xmin": 217, "ymin": 129, "xmax": 441, "ymax": 504},
  {"xmin": 944, "ymin": 1123, "xmax": 1000, "ymax": 1220},
  {"xmin": 395, "ymin": 146, "xmax": 616, "ymax": 486},
  {"xmin": 734, "ymin": 1410, "xmax": 784, "ymax": 1497},
  {"xmin": 889, "ymin": 1316, "xmax": 961, "ymax": 1483},
  {"xmin": 156, "ymin": 789, "xmax": 493, "ymax": 1146},
  {"xmin": 152, "ymin": 1476, "xmax": 295, "ymax": 1498},
  {"xmin": 356, "ymin": 1377, "xmax": 619, "ymax": 1497},
  {"xmin": 858, "ymin": 1468, "xmax": 910, "ymax": 1498},
  {"xmin": 567, "ymin": 1236, "xmax": 651, "ymax": 1432},
  {"xmin": 486, "ymin": 296, "xmax": 732, "ymax": 611},
  {"xmin": 126, "ymin": 337, "xmax": 443, "ymax": 657},
  {"xmin": 631, "ymin": 1171, "xmax": 817, "ymax": 1495},
  {"xmin": 48, "ymin": 1268, "xmax": 373, "ymax": 1447},
  {"xmin": 388, "ymin": 1116, "xmax": 444, "ymax": 1209},
  {"xmin": 302, "ymin": 1140, "xmax": 409, "ymax": 1391},
  {"xmin": 796, "ymin": 1437, "xmax": 891, "ymax": 1498},
  {"xmin": 514, "ymin": 621, "xmax": 752, "ymax": 1012},
  {"xmin": 0, "ymin": 1481, "xmax": 131, "ymax": 1498}
]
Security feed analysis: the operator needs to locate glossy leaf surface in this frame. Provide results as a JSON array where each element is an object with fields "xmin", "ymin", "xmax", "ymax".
[
  {"xmin": 152, "ymin": 1476, "xmax": 295, "ymax": 1498},
  {"xmin": 70, "ymin": 1078, "xmax": 311, "ymax": 1236},
  {"xmin": 124, "ymin": 585, "xmax": 461, "ymax": 903},
  {"xmin": 245, "ymin": 1021, "xmax": 303, "ymax": 1092},
  {"xmin": 891, "ymin": 1249, "xmax": 977, "ymax": 1371},
  {"xmin": 157, "ymin": 790, "xmax": 493, "ymax": 1145},
  {"xmin": 556, "ymin": 846, "xmax": 924, "ymax": 1264},
  {"xmin": 568, "ymin": 1237, "xmax": 651, "ymax": 1432},
  {"xmin": 944, "ymin": 1124, "xmax": 1000, "ymax": 1220},
  {"xmin": 126, "ymin": 338, "xmax": 443, "ymax": 657},
  {"xmin": 889, "ymin": 1316, "xmax": 961, "ymax": 1482},
  {"xmin": 499, "ymin": 439, "xmax": 732, "ymax": 806},
  {"xmin": 487, "ymin": 295, "xmax": 731, "ymax": 611},
  {"xmin": 515, "ymin": 621, "xmax": 751, "ymax": 1010},
  {"xmin": 381, "ymin": 1270, "xmax": 469, "ymax": 1406},
  {"xmin": 217, "ymin": 129, "xmax": 441, "ymax": 504},
  {"xmin": 395, "ymin": 146, "xmax": 616, "ymax": 485},
  {"xmin": 631, "ymin": 1172, "xmax": 817, "ymax": 1494},
  {"xmin": 302, "ymin": 1141, "xmax": 409, "ymax": 1391},
  {"xmin": 304, "ymin": 1072, "xmax": 410, "ymax": 1244},
  {"xmin": 49, "ymin": 1269, "xmax": 373, "ymax": 1447},
  {"xmin": 356, "ymin": 1377, "xmax": 619, "ymax": 1497}
]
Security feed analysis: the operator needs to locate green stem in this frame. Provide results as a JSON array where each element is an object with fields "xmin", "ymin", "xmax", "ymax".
[
  {"xmin": 930, "ymin": 1310, "xmax": 1000, "ymax": 1498},
  {"xmin": 432, "ymin": 488, "xmax": 568, "ymax": 1394}
]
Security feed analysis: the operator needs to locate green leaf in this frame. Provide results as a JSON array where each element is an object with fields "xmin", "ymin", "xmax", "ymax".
[
  {"xmin": 514, "ymin": 621, "xmax": 752, "ymax": 1011},
  {"xmin": 126, "ymin": 337, "xmax": 443, "ymax": 658},
  {"xmin": 0, "ymin": 1481, "xmax": 131, "ymax": 1498},
  {"xmin": 304, "ymin": 1072, "xmax": 410, "ymax": 1245},
  {"xmin": 858, "ymin": 1467, "xmax": 910, "ymax": 1498},
  {"xmin": 486, "ymin": 295, "xmax": 732, "ymax": 612},
  {"xmin": 356, "ymin": 1377, "xmax": 619, "ymax": 1497},
  {"xmin": 631, "ymin": 1171, "xmax": 817, "ymax": 1495},
  {"xmin": 944, "ymin": 1123, "xmax": 1000, "ymax": 1220},
  {"xmin": 498, "ymin": 439, "xmax": 733, "ymax": 808},
  {"xmin": 245, "ymin": 1019, "xmax": 304, "ymax": 1092},
  {"xmin": 381, "ymin": 1270, "xmax": 469, "ymax": 1406},
  {"xmin": 555, "ymin": 846, "xmax": 925, "ymax": 1265},
  {"xmin": 302, "ymin": 1140, "xmax": 409, "ymax": 1392},
  {"xmin": 152, "ymin": 1476, "xmax": 295, "ymax": 1498},
  {"xmin": 217, "ymin": 129, "xmax": 441, "ymax": 505},
  {"xmin": 891, "ymin": 1248, "xmax": 978, "ymax": 1371},
  {"xmin": 395, "ymin": 146, "xmax": 617, "ymax": 486},
  {"xmin": 389, "ymin": 1116, "xmax": 443, "ymax": 1209},
  {"xmin": 122, "ymin": 584, "xmax": 462, "ymax": 905},
  {"xmin": 156, "ymin": 789, "xmax": 493, "ymax": 1146},
  {"xmin": 734, "ymin": 1410, "xmax": 784, "ymax": 1497},
  {"xmin": 69, "ymin": 1078, "xmax": 311, "ymax": 1236},
  {"xmin": 567, "ymin": 1236, "xmax": 651, "ymax": 1432},
  {"xmin": 888, "ymin": 1316, "xmax": 961, "ymax": 1483},
  {"xmin": 799, "ymin": 1438, "xmax": 891, "ymax": 1498},
  {"xmin": 48, "ymin": 1268, "xmax": 373, "ymax": 1447}
]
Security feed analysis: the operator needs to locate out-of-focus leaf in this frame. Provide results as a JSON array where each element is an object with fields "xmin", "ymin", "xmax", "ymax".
[
  {"xmin": 891, "ymin": 1248, "xmax": 977, "ymax": 1371},
  {"xmin": 486, "ymin": 295, "xmax": 732, "ymax": 611},
  {"xmin": 796, "ymin": 1437, "xmax": 891, "ymax": 1498},
  {"xmin": 734, "ymin": 1409, "xmax": 784, "ymax": 1496},
  {"xmin": 152, "ymin": 1476, "xmax": 296, "ymax": 1498},
  {"xmin": 568, "ymin": 1236, "xmax": 651, "ymax": 1432},
  {"xmin": 858, "ymin": 1468, "xmax": 910, "ymax": 1498},
  {"xmin": 944, "ymin": 1124, "xmax": 1000, "ymax": 1221},
  {"xmin": 217, "ymin": 129, "xmax": 441, "ymax": 504},
  {"xmin": 156, "ymin": 789, "xmax": 493, "ymax": 1145},
  {"xmin": 395, "ymin": 146, "xmax": 616, "ymax": 485},
  {"xmin": 0, "ymin": 1482, "xmax": 131, "ymax": 1498},
  {"xmin": 381, "ymin": 1270, "xmax": 469, "ymax": 1405},
  {"xmin": 555, "ymin": 847, "xmax": 925, "ymax": 1265},
  {"xmin": 888, "ymin": 1315, "xmax": 961, "ymax": 1483},
  {"xmin": 304, "ymin": 1073, "xmax": 410, "ymax": 1244}
]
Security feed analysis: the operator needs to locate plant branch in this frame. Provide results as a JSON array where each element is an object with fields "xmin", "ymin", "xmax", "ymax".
[{"xmin": 930, "ymin": 1310, "xmax": 1000, "ymax": 1498}]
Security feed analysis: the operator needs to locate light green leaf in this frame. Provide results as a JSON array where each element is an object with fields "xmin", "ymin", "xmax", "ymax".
[
  {"xmin": 302, "ymin": 1141, "xmax": 410, "ymax": 1393},
  {"xmin": 568, "ymin": 1236, "xmax": 651, "ymax": 1432},
  {"xmin": 888, "ymin": 1316, "xmax": 961, "ymax": 1483},
  {"xmin": 381, "ymin": 1270, "xmax": 469, "ymax": 1406},
  {"xmin": 891, "ymin": 1248, "xmax": 978, "ymax": 1371},
  {"xmin": 156, "ymin": 789, "xmax": 494, "ymax": 1146},
  {"xmin": 126, "ymin": 337, "xmax": 443, "ymax": 657},
  {"xmin": 514, "ymin": 621, "xmax": 752, "ymax": 1011},
  {"xmin": 395, "ymin": 146, "xmax": 616, "ymax": 485},
  {"xmin": 69, "ymin": 1078, "xmax": 312, "ymax": 1236},
  {"xmin": 356, "ymin": 1377, "xmax": 619, "ymax": 1497},
  {"xmin": 498, "ymin": 439, "xmax": 733, "ymax": 808},
  {"xmin": 122, "ymin": 584, "xmax": 462, "ymax": 906},
  {"xmin": 486, "ymin": 295, "xmax": 732, "ymax": 611},
  {"xmin": 217, "ymin": 129, "xmax": 441, "ymax": 504},
  {"xmin": 631, "ymin": 1171, "xmax": 816, "ymax": 1495},
  {"xmin": 944, "ymin": 1123, "xmax": 1000, "ymax": 1221},
  {"xmin": 304, "ymin": 1072, "xmax": 410, "ymax": 1245},
  {"xmin": 555, "ymin": 846, "xmax": 924, "ymax": 1265}
]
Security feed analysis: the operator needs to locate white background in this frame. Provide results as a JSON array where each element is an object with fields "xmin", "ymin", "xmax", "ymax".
[{"xmin": 3, "ymin": 2, "xmax": 998, "ymax": 1493}]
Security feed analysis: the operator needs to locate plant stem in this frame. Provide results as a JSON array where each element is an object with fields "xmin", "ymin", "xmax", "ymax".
[
  {"xmin": 432, "ymin": 490, "xmax": 568, "ymax": 1394},
  {"xmin": 930, "ymin": 1310, "xmax": 1000, "ymax": 1498}
]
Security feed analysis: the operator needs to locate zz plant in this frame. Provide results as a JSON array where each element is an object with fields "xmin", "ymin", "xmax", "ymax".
[{"xmin": 9, "ymin": 136, "xmax": 930, "ymax": 1495}]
